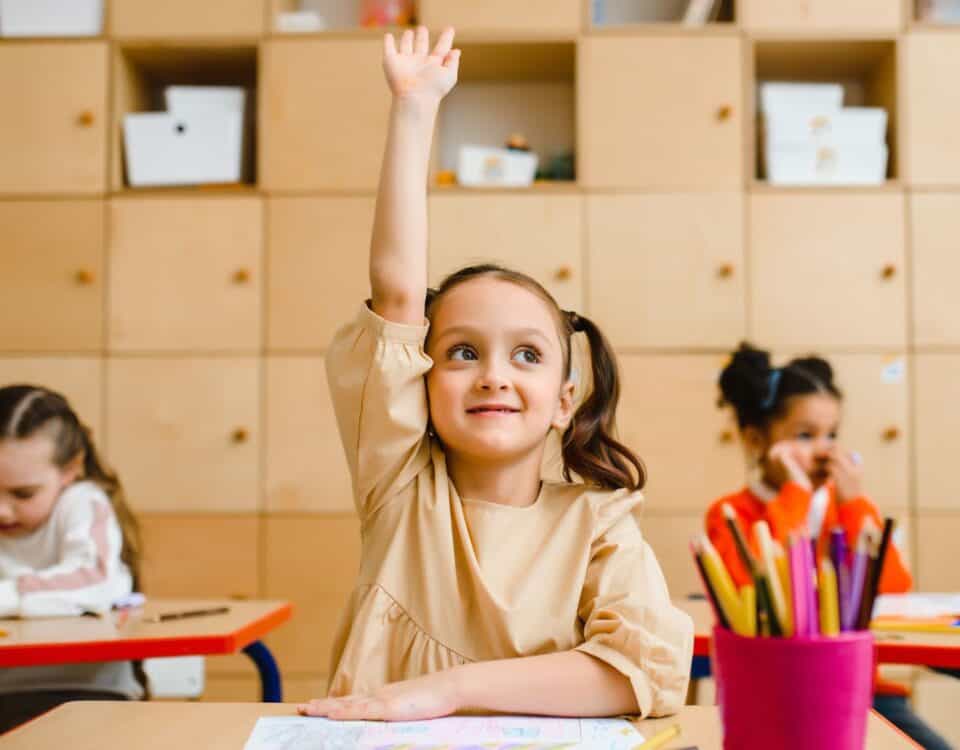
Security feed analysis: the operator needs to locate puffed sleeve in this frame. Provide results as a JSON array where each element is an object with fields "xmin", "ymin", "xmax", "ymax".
[
  {"xmin": 575, "ymin": 493, "xmax": 694, "ymax": 717},
  {"xmin": 325, "ymin": 302, "xmax": 434, "ymax": 520}
]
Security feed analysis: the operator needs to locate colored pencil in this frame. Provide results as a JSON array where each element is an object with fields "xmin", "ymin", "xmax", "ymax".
[
  {"xmin": 690, "ymin": 539, "xmax": 730, "ymax": 629},
  {"xmin": 819, "ymin": 558, "xmax": 840, "ymax": 636},
  {"xmin": 858, "ymin": 517, "xmax": 895, "ymax": 630},
  {"xmin": 699, "ymin": 535, "xmax": 747, "ymax": 635}
]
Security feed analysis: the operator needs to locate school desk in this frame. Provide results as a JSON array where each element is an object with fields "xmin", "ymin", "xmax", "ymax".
[
  {"xmin": 0, "ymin": 700, "xmax": 921, "ymax": 749},
  {"xmin": 0, "ymin": 599, "xmax": 292, "ymax": 702},
  {"xmin": 678, "ymin": 597, "xmax": 960, "ymax": 672}
]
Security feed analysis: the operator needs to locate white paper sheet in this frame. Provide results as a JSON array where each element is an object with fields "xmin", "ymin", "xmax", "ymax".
[
  {"xmin": 243, "ymin": 715, "xmax": 644, "ymax": 750},
  {"xmin": 874, "ymin": 593, "xmax": 960, "ymax": 619}
]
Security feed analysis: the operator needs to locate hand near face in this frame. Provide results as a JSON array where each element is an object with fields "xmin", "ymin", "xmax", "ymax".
[
  {"xmin": 826, "ymin": 446, "xmax": 864, "ymax": 503},
  {"xmin": 765, "ymin": 440, "xmax": 814, "ymax": 492}
]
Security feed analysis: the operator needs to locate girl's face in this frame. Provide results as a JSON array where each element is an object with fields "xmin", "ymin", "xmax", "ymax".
[
  {"xmin": 753, "ymin": 393, "xmax": 842, "ymax": 488},
  {"xmin": 0, "ymin": 435, "xmax": 79, "ymax": 536},
  {"xmin": 425, "ymin": 277, "xmax": 575, "ymax": 466}
]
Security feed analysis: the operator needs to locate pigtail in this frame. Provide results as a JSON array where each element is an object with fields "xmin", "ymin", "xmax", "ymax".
[{"xmin": 561, "ymin": 313, "xmax": 646, "ymax": 491}]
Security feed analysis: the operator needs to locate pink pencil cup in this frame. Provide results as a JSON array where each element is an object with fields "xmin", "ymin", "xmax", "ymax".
[{"xmin": 712, "ymin": 626, "xmax": 875, "ymax": 750}]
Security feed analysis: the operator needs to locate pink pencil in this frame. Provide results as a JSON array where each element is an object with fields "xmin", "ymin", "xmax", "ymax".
[
  {"xmin": 789, "ymin": 535, "xmax": 809, "ymax": 637},
  {"xmin": 804, "ymin": 535, "xmax": 820, "ymax": 636}
]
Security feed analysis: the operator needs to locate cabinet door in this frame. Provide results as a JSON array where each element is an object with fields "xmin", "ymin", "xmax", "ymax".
[
  {"xmin": 741, "ymin": 0, "xmax": 902, "ymax": 32},
  {"xmin": 915, "ymin": 513, "xmax": 960, "ymax": 590},
  {"xmin": 110, "ymin": 0, "xmax": 265, "ymax": 37},
  {"xmin": 265, "ymin": 357, "xmax": 353, "ymax": 513},
  {"xmin": 264, "ymin": 517, "xmax": 361, "ymax": 677},
  {"xmin": 106, "ymin": 358, "xmax": 260, "ymax": 512},
  {"xmin": 261, "ymin": 39, "xmax": 389, "ymax": 191},
  {"xmin": 904, "ymin": 33, "xmax": 960, "ymax": 187},
  {"xmin": 618, "ymin": 354, "xmax": 745, "ymax": 511},
  {"xmin": 108, "ymin": 198, "xmax": 262, "ymax": 353},
  {"xmin": 267, "ymin": 197, "xmax": 372, "ymax": 351},
  {"xmin": 578, "ymin": 36, "xmax": 743, "ymax": 189},
  {"xmin": 910, "ymin": 193, "xmax": 960, "ymax": 347},
  {"xmin": 914, "ymin": 354, "xmax": 960, "ymax": 511},
  {"xmin": 0, "ymin": 357, "xmax": 103, "ymax": 437},
  {"xmin": 0, "ymin": 43, "xmax": 107, "ymax": 195},
  {"xmin": 419, "ymin": 0, "xmax": 580, "ymax": 35},
  {"xmin": 587, "ymin": 193, "xmax": 745, "ymax": 349},
  {"xmin": 428, "ymin": 193, "xmax": 583, "ymax": 312},
  {"xmin": 641, "ymin": 512, "xmax": 708, "ymax": 599},
  {"xmin": 0, "ymin": 201, "xmax": 104, "ymax": 352},
  {"xmin": 749, "ymin": 192, "xmax": 906, "ymax": 351}
]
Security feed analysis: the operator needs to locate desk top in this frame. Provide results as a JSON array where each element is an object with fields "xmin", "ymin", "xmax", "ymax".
[
  {"xmin": 677, "ymin": 598, "xmax": 960, "ymax": 669},
  {"xmin": 0, "ymin": 702, "xmax": 918, "ymax": 750},
  {"xmin": 0, "ymin": 599, "xmax": 292, "ymax": 668}
]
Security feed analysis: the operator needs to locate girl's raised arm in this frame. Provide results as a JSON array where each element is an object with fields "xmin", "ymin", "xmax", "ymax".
[{"xmin": 369, "ymin": 27, "xmax": 459, "ymax": 324}]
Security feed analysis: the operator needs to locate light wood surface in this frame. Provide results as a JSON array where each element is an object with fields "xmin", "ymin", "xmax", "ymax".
[
  {"xmin": 741, "ymin": 0, "xmax": 904, "ymax": 32},
  {"xmin": 109, "ymin": 0, "xmax": 267, "ymax": 38},
  {"xmin": 910, "ymin": 193, "xmax": 960, "ymax": 347},
  {"xmin": 0, "ymin": 358, "xmax": 103, "ymax": 438},
  {"xmin": 0, "ymin": 701, "xmax": 918, "ymax": 750},
  {"xmin": 914, "ymin": 354, "xmax": 960, "ymax": 512}
]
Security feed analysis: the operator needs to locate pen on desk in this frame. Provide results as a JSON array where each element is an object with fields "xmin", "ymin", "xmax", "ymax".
[
  {"xmin": 633, "ymin": 723, "xmax": 681, "ymax": 750},
  {"xmin": 144, "ymin": 606, "xmax": 230, "ymax": 623}
]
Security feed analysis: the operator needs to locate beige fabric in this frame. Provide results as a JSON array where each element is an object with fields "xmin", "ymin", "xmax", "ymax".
[{"xmin": 324, "ymin": 303, "xmax": 693, "ymax": 717}]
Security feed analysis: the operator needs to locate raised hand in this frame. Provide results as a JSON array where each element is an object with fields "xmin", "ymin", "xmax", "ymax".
[{"xmin": 383, "ymin": 26, "xmax": 460, "ymax": 101}]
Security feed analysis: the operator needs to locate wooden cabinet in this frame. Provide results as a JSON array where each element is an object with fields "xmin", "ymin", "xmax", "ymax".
[
  {"xmin": 108, "ymin": 197, "xmax": 262, "ymax": 353},
  {"xmin": 587, "ymin": 193, "xmax": 745, "ymax": 349},
  {"xmin": 641, "ymin": 512, "xmax": 708, "ymax": 599},
  {"xmin": 0, "ymin": 43, "xmax": 107, "ymax": 195},
  {"xmin": 266, "ymin": 197, "xmax": 372, "ymax": 351},
  {"xmin": 263, "ymin": 517, "xmax": 361, "ymax": 676},
  {"xmin": 915, "ymin": 513, "xmax": 960, "ymax": 590},
  {"xmin": 428, "ymin": 193, "xmax": 583, "ymax": 312},
  {"xmin": 910, "ymin": 193, "xmax": 960, "ymax": 347},
  {"xmin": 617, "ymin": 354, "xmax": 745, "ymax": 511},
  {"xmin": 749, "ymin": 192, "xmax": 906, "ymax": 351},
  {"xmin": 265, "ymin": 357, "xmax": 353, "ymax": 513},
  {"xmin": 741, "ymin": 0, "xmax": 903, "ymax": 32},
  {"xmin": 914, "ymin": 354, "xmax": 960, "ymax": 511},
  {"xmin": 106, "ymin": 358, "xmax": 260, "ymax": 513},
  {"xmin": 0, "ymin": 201, "xmax": 104, "ymax": 352},
  {"xmin": 419, "ymin": 0, "xmax": 580, "ymax": 36},
  {"xmin": 578, "ymin": 36, "xmax": 743, "ymax": 189},
  {"xmin": 261, "ymin": 39, "xmax": 390, "ymax": 192},
  {"xmin": 904, "ymin": 33, "xmax": 960, "ymax": 186},
  {"xmin": 110, "ymin": 0, "xmax": 265, "ymax": 37},
  {"xmin": 0, "ymin": 357, "xmax": 103, "ymax": 438}
]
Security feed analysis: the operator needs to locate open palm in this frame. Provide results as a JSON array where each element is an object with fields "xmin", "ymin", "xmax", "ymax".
[{"xmin": 383, "ymin": 26, "xmax": 460, "ymax": 100}]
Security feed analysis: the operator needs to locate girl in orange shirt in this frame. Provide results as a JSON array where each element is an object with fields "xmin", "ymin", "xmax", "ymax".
[{"xmin": 705, "ymin": 343, "xmax": 950, "ymax": 750}]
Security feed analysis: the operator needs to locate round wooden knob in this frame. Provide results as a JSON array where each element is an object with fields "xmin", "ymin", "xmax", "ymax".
[
  {"xmin": 719, "ymin": 429, "xmax": 735, "ymax": 444},
  {"xmin": 881, "ymin": 264, "xmax": 897, "ymax": 280},
  {"xmin": 554, "ymin": 265, "xmax": 573, "ymax": 281},
  {"xmin": 74, "ymin": 269, "xmax": 95, "ymax": 285},
  {"xmin": 232, "ymin": 268, "xmax": 251, "ymax": 284},
  {"xmin": 76, "ymin": 111, "xmax": 95, "ymax": 127},
  {"xmin": 882, "ymin": 426, "xmax": 900, "ymax": 442},
  {"xmin": 716, "ymin": 105, "xmax": 733, "ymax": 122},
  {"xmin": 716, "ymin": 263, "xmax": 734, "ymax": 279},
  {"xmin": 231, "ymin": 427, "xmax": 249, "ymax": 444}
]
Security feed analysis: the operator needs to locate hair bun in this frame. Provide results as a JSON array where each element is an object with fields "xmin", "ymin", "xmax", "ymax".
[
  {"xmin": 788, "ymin": 356, "xmax": 835, "ymax": 388},
  {"xmin": 718, "ymin": 342, "xmax": 773, "ymax": 417}
]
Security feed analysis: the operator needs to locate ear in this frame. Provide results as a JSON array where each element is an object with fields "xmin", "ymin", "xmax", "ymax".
[
  {"xmin": 60, "ymin": 450, "xmax": 85, "ymax": 487},
  {"xmin": 741, "ymin": 426, "xmax": 767, "ymax": 459},
  {"xmin": 551, "ymin": 380, "xmax": 576, "ymax": 432}
]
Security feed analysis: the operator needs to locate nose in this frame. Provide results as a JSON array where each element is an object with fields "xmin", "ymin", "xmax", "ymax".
[{"xmin": 475, "ymin": 360, "xmax": 509, "ymax": 392}]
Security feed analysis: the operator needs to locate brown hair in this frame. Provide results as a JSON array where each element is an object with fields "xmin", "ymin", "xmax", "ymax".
[{"xmin": 426, "ymin": 264, "xmax": 646, "ymax": 491}]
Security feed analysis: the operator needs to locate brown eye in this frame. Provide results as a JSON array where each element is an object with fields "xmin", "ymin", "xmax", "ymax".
[
  {"xmin": 512, "ymin": 348, "xmax": 540, "ymax": 364},
  {"xmin": 449, "ymin": 345, "xmax": 477, "ymax": 361},
  {"xmin": 12, "ymin": 489, "xmax": 35, "ymax": 500}
]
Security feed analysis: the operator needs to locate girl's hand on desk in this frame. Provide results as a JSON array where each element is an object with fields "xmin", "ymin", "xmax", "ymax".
[
  {"xmin": 826, "ymin": 446, "xmax": 864, "ymax": 503},
  {"xmin": 383, "ymin": 26, "xmax": 460, "ymax": 103},
  {"xmin": 297, "ymin": 669, "xmax": 460, "ymax": 721}
]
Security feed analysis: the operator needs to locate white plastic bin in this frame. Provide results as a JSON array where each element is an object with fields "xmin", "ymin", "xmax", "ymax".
[
  {"xmin": 165, "ymin": 86, "xmax": 246, "ymax": 117},
  {"xmin": 0, "ymin": 0, "xmax": 103, "ymax": 36},
  {"xmin": 456, "ymin": 145, "xmax": 538, "ymax": 188},
  {"xmin": 765, "ymin": 108, "xmax": 887, "ymax": 148},
  {"xmin": 759, "ymin": 82, "xmax": 844, "ymax": 116},
  {"xmin": 765, "ymin": 143, "xmax": 888, "ymax": 186}
]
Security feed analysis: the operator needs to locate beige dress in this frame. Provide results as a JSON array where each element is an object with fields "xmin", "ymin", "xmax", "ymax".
[{"xmin": 324, "ymin": 303, "xmax": 694, "ymax": 717}]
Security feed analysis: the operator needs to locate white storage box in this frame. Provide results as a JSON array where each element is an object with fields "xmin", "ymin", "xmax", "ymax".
[
  {"xmin": 457, "ymin": 145, "xmax": 538, "ymax": 188},
  {"xmin": 0, "ymin": 0, "xmax": 102, "ymax": 36},
  {"xmin": 123, "ymin": 112, "xmax": 245, "ymax": 187},
  {"xmin": 765, "ymin": 108, "xmax": 887, "ymax": 148},
  {"xmin": 165, "ymin": 86, "xmax": 246, "ymax": 117},
  {"xmin": 765, "ymin": 143, "xmax": 888, "ymax": 186},
  {"xmin": 759, "ymin": 82, "xmax": 844, "ymax": 116}
]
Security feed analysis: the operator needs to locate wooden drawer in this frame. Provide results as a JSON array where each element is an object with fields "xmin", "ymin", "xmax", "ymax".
[
  {"xmin": 915, "ymin": 513, "xmax": 960, "ymax": 590},
  {"xmin": 261, "ymin": 39, "xmax": 389, "ymax": 191},
  {"xmin": 263, "ymin": 517, "xmax": 362, "ymax": 676},
  {"xmin": 0, "ymin": 201, "xmax": 104, "ymax": 352},
  {"xmin": 428, "ymin": 193, "xmax": 583, "ymax": 312},
  {"xmin": 419, "ymin": 0, "xmax": 580, "ymax": 36},
  {"xmin": 587, "ymin": 193, "xmax": 745, "ymax": 349},
  {"xmin": 265, "ymin": 357, "xmax": 353, "ymax": 513},
  {"xmin": 0, "ymin": 43, "xmax": 107, "ymax": 195},
  {"xmin": 749, "ymin": 192, "xmax": 906, "ymax": 351},
  {"xmin": 578, "ymin": 36, "xmax": 743, "ymax": 189},
  {"xmin": 106, "ymin": 358, "xmax": 260, "ymax": 512},
  {"xmin": 266, "ymin": 197, "xmax": 372, "ymax": 351},
  {"xmin": 0, "ymin": 357, "xmax": 103, "ymax": 438},
  {"xmin": 741, "ymin": 0, "xmax": 903, "ymax": 32},
  {"xmin": 910, "ymin": 193, "xmax": 960, "ymax": 347},
  {"xmin": 108, "ymin": 198, "xmax": 262, "ymax": 353},
  {"xmin": 914, "ymin": 354, "xmax": 960, "ymax": 511},
  {"xmin": 618, "ymin": 354, "xmax": 745, "ymax": 511},
  {"xmin": 110, "ymin": 0, "xmax": 266, "ymax": 37}
]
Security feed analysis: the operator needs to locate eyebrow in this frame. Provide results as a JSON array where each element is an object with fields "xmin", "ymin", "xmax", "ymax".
[
  {"xmin": 5, "ymin": 484, "xmax": 42, "ymax": 493},
  {"xmin": 433, "ymin": 325, "xmax": 554, "ymax": 345}
]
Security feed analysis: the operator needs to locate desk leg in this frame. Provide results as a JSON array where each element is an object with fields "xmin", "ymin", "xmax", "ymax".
[{"xmin": 243, "ymin": 640, "xmax": 282, "ymax": 702}]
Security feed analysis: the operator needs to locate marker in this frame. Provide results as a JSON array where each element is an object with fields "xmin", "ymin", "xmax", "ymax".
[{"xmin": 633, "ymin": 723, "xmax": 681, "ymax": 750}]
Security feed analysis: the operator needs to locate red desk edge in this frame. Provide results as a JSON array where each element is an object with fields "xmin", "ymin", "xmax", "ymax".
[{"xmin": 0, "ymin": 602, "xmax": 293, "ymax": 668}]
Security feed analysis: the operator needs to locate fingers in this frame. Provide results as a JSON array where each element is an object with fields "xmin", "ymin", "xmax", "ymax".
[
  {"xmin": 297, "ymin": 696, "xmax": 389, "ymax": 721},
  {"xmin": 432, "ymin": 26, "xmax": 455, "ymax": 58},
  {"xmin": 383, "ymin": 32, "xmax": 397, "ymax": 58},
  {"xmin": 297, "ymin": 698, "xmax": 339, "ymax": 716},
  {"xmin": 443, "ymin": 48, "xmax": 461, "ymax": 75},
  {"xmin": 400, "ymin": 28, "xmax": 414, "ymax": 55},
  {"xmin": 414, "ymin": 25, "xmax": 429, "ymax": 56}
]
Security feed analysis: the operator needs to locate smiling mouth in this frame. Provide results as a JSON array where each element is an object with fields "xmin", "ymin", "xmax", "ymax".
[
  {"xmin": 0, "ymin": 523, "xmax": 22, "ymax": 533},
  {"xmin": 466, "ymin": 406, "xmax": 520, "ymax": 415}
]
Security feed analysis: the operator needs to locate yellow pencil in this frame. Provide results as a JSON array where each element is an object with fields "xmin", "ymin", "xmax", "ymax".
[
  {"xmin": 699, "ymin": 535, "xmax": 746, "ymax": 635},
  {"xmin": 633, "ymin": 723, "xmax": 681, "ymax": 750},
  {"xmin": 819, "ymin": 558, "xmax": 840, "ymax": 636},
  {"xmin": 773, "ymin": 545, "xmax": 794, "ymax": 637},
  {"xmin": 741, "ymin": 584, "xmax": 757, "ymax": 637},
  {"xmin": 754, "ymin": 521, "xmax": 790, "ymax": 637}
]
